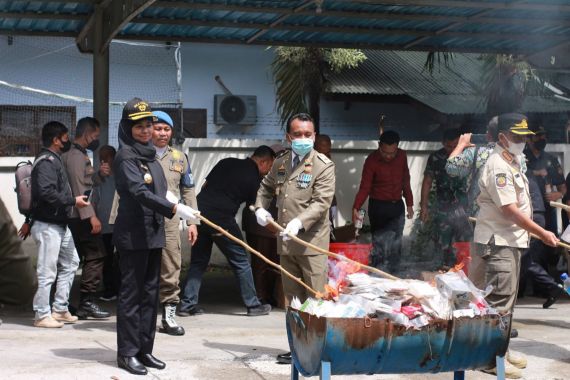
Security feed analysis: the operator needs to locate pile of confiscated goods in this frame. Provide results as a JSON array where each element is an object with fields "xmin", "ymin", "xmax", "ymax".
[{"xmin": 291, "ymin": 261, "xmax": 497, "ymax": 329}]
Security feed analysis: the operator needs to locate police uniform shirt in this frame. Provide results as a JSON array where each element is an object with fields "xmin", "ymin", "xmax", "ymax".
[
  {"xmin": 474, "ymin": 144, "xmax": 532, "ymax": 248},
  {"xmin": 197, "ymin": 157, "xmax": 261, "ymax": 223},
  {"xmin": 61, "ymin": 143, "xmax": 96, "ymax": 220},
  {"xmin": 155, "ymin": 146, "xmax": 197, "ymax": 212},
  {"xmin": 255, "ymin": 149, "xmax": 335, "ymax": 256}
]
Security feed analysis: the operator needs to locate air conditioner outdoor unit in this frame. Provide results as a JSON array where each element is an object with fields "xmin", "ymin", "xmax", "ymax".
[{"xmin": 214, "ymin": 94, "xmax": 257, "ymax": 126}]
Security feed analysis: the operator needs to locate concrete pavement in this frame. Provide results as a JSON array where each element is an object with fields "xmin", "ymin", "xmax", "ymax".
[{"xmin": 1, "ymin": 271, "xmax": 569, "ymax": 380}]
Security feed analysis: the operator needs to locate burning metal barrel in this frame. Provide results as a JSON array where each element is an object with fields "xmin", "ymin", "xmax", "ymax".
[{"xmin": 286, "ymin": 308, "xmax": 511, "ymax": 378}]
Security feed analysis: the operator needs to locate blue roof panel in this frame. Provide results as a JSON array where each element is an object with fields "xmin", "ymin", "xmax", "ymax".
[{"xmin": 1, "ymin": 0, "xmax": 569, "ymax": 54}]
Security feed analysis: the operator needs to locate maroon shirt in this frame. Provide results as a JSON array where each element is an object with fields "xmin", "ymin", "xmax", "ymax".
[{"xmin": 353, "ymin": 148, "xmax": 413, "ymax": 209}]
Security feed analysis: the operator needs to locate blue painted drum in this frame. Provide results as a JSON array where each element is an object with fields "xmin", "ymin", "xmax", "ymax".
[{"xmin": 286, "ymin": 308, "xmax": 511, "ymax": 377}]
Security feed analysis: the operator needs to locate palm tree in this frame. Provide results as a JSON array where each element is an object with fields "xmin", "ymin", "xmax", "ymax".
[{"xmin": 271, "ymin": 47, "xmax": 366, "ymax": 133}]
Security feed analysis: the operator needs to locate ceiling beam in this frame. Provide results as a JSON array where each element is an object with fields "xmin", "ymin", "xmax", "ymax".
[
  {"xmin": 76, "ymin": 0, "xmax": 156, "ymax": 53},
  {"xmin": 403, "ymin": 8, "xmax": 495, "ymax": 49},
  {"xmin": 151, "ymin": 1, "xmax": 570, "ymax": 27},
  {"xmin": 0, "ymin": 29, "xmax": 77, "ymax": 38},
  {"xmin": 0, "ymin": 12, "xmax": 87, "ymax": 21},
  {"xmin": 246, "ymin": 0, "xmax": 314, "ymax": 44},
  {"xmin": 352, "ymin": 0, "xmax": 570, "ymax": 12},
  {"xmin": 115, "ymin": 34, "xmax": 536, "ymax": 55},
  {"xmin": 21, "ymin": 0, "xmax": 94, "ymax": 3},
  {"xmin": 132, "ymin": 17, "xmax": 570, "ymax": 43}
]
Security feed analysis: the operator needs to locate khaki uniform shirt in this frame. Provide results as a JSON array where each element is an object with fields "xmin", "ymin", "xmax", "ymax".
[
  {"xmin": 474, "ymin": 145, "xmax": 532, "ymax": 248},
  {"xmin": 61, "ymin": 144, "xmax": 96, "ymax": 220},
  {"xmin": 255, "ymin": 149, "xmax": 335, "ymax": 256},
  {"xmin": 156, "ymin": 146, "xmax": 197, "ymax": 228}
]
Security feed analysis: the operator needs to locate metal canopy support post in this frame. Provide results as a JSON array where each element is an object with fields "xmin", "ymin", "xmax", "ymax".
[
  {"xmin": 77, "ymin": 0, "xmax": 157, "ymax": 146},
  {"xmin": 93, "ymin": 4, "xmax": 110, "ymax": 147}
]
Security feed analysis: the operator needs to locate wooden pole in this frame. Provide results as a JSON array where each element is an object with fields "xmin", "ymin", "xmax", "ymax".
[
  {"xmin": 468, "ymin": 216, "xmax": 570, "ymax": 250},
  {"xmin": 549, "ymin": 201, "xmax": 570, "ymax": 213},
  {"xmin": 250, "ymin": 206, "xmax": 400, "ymax": 280},
  {"xmin": 195, "ymin": 213, "xmax": 322, "ymax": 298}
]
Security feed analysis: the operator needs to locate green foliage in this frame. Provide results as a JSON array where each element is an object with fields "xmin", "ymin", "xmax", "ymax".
[
  {"xmin": 325, "ymin": 49, "xmax": 367, "ymax": 73},
  {"xmin": 271, "ymin": 47, "xmax": 366, "ymax": 129}
]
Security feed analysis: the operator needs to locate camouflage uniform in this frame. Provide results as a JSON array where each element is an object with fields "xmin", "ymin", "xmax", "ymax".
[{"xmin": 425, "ymin": 148, "xmax": 472, "ymax": 267}]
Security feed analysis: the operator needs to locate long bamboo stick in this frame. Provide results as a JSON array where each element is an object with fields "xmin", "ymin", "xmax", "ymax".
[
  {"xmin": 468, "ymin": 216, "xmax": 570, "ymax": 250},
  {"xmin": 195, "ymin": 213, "xmax": 322, "ymax": 298},
  {"xmin": 249, "ymin": 206, "xmax": 400, "ymax": 280}
]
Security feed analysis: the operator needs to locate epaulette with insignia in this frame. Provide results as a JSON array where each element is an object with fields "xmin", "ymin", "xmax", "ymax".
[
  {"xmin": 316, "ymin": 152, "xmax": 332, "ymax": 164},
  {"xmin": 276, "ymin": 149, "xmax": 290, "ymax": 159}
]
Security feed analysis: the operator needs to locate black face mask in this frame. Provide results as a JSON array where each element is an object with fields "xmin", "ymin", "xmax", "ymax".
[
  {"xmin": 60, "ymin": 138, "xmax": 72, "ymax": 153},
  {"xmin": 534, "ymin": 139, "xmax": 547, "ymax": 151},
  {"xmin": 87, "ymin": 139, "xmax": 100, "ymax": 151}
]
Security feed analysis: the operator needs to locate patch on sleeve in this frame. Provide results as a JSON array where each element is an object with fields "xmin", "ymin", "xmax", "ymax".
[{"xmin": 495, "ymin": 173, "xmax": 507, "ymax": 188}]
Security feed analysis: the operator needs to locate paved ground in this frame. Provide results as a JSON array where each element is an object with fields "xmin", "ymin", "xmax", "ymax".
[{"xmin": 1, "ymin": 271, "xmax": 569, "ymax": 380}]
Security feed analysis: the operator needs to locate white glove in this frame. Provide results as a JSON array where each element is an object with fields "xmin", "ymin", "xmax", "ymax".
[
  {"xmin": 166, "ymin": 190, "xmax": 179, "ymax": 204},
  {"xmin": 281, "ymin": 218, "xmax": 303, "ymax": 241},
  {"xmin": 255, "ymin": 207, "xmax": 273, "ymax": 226},
  {"xmin": 175, "ymin": 203, "xmax": 200, "ymax": 224}
]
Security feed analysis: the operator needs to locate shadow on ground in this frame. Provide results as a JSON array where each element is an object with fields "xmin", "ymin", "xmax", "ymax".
[{"xmin": 51, "ymin": 347, "xmax": 117, "ymax": 368}]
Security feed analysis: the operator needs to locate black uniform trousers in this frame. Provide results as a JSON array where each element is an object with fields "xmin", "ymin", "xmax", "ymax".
[
  {"xmin": 117, "ymin": 248, "xmax": 162, "ymax": 356},
  {"xmin": 520, "ymin": 213, "xmax": 560, "ymax": 297},
  {"xmin": 68, "ymin": 218, "xmax": 106, "ymax": 295}
]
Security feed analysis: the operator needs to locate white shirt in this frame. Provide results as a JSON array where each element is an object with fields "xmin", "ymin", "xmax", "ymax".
[{"xmin": 155, "ymin": 145, "xmax": 168, "ymax": 159}]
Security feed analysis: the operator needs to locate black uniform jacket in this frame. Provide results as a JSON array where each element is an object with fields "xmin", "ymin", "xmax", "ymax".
[
  {"xmin": 31, "ymin": 147, "xmax": 75, "ymax": 225},
  {"xmin": 113, "ymin": 144, "xmax": 174, "ymax": 251}
]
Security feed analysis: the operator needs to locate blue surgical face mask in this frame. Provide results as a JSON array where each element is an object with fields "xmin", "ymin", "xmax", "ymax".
[{"xmin": 291, "ymin": 138, "xmax": 314, "ymax": 157}]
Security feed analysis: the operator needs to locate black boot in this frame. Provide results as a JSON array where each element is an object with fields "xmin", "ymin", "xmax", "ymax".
[
  {"xmin": 77, "ymin": 293, "xmax": 111, "ymax": 320},
  {"xmin": 160, "ymin": 303, "xmax": 185, "ymax": 336}
]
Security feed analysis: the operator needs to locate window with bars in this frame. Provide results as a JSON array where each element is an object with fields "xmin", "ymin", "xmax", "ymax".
[{"xmin": 0, "ymin": 105, "xmax": 76, "ymax": 156}]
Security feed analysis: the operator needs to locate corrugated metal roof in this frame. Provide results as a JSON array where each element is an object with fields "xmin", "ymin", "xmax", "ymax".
[
  {"xmin": 328, "ymin": 50, "xmax": 570, "ymax": 114},
  {"xmin": 1, "ymin": 1, "xmax": 570, "ymax": 55}
]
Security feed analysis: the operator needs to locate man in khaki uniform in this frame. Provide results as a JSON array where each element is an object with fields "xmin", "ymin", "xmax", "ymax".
[
  {"xmin": 474, "ymin": 113, "xmax": 558, "ymax": 378},
  {"xmin": 152, "ymin": 111, "xmax": 198, "ymax": 336},
  {"xmin": 254, "ymin": 113, "xmax": 335, "ymax": 365},
  {"xmin": 62, "ymin": 117, "xmax": 110, "ymax": 320}
]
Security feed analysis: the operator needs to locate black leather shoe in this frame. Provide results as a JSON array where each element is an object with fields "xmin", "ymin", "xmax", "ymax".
[
  {"xmin": 117, "ymin": 355, "xmax": 147, "ymax": 375},
  {"xmin": 510, "ymin": 328, "xmax": 519, "ymax": 338},
  {"xmin": 247, "ymin": 304, "xmax": 271, "ymax": 317},
  {"xmin": 136, "ymin": 353, "xmax": 166, "ymax": 370},
  {"xmin": 76, "ymin": 300, "xmax": 111, "ymax": 320},
  {"xmin": 176, "ymin": 304, "xmax": 205, "ymax": 317},
  {"xmin": 543, "ymin": 287, "xmax": 564, "ymax": 309},
  {"xmin": 276, "ymin": 351, "xmax": 292, "ymax": 365}
]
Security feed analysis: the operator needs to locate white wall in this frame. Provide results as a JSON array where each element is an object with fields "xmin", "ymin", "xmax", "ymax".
[{"xmin": 4, "ymin": 142, "xmax": 570, "ymax": 227}]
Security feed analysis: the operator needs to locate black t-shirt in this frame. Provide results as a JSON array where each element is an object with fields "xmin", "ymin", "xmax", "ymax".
[{"xmin": 197, "ymin": 157, "xmax": 261, "ymax": 223}]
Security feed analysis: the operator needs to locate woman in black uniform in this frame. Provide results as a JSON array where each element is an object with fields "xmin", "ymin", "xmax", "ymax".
[{"xmin": 113, "ymin": 98, "xmax": 199, "ymax": 375}]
